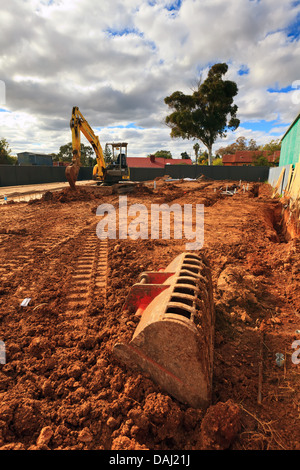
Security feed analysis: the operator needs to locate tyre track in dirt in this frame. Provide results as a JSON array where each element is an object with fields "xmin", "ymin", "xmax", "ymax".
[
  {"xmin": 0, "ymin": 227, "xmax": 84, "ymax": 284},
  {"xmin": 0, "ymin": 219, "xmax": 109, "ymax": 372},
  {"xmin": 63, "ymin": 228, "xmax": 108, "ymax": 316}
]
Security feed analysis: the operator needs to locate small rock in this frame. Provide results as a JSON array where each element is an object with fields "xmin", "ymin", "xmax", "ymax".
[
  {"xmin": 67, "ymin": 364, "xmax": 83, "ymax": 379},
  {"xmin": 41, "ymin": 379, "xmax": 55, "ymax": 398},
  {"xmin": 36, "ymin": 426, "xmax": 53, "ymax": 447},
  {"xmin": 78, "ymin": 427, "xmax": 93, "ymax": 443},
  {"xmin": 28, "ymin": 337, "xmax": 51, "ymax": 358},
  {"xmin": 78, "ymin": 336, "xmax": 96, "ymax": 350},
  {"xmin": 107, "ymin": 417, "xmax": 118, "ymax": 429}
]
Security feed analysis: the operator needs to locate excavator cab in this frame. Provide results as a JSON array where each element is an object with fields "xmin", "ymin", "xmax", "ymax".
[
  {"xmin": 105, "ymin": 142, "xmax": 130, "ymax": 181},
  {"xmin": 116, "ymin": 152, "xmax": 127, "ymax": 169},
  {"xmin": 93, "ymin": 142, "xmax": 130, "ymax": 185}
]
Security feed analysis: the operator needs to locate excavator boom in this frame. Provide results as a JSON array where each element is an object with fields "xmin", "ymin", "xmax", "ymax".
[{"xmin": 66, "ymin": 107, "xmax": 106, "ymax": 190}]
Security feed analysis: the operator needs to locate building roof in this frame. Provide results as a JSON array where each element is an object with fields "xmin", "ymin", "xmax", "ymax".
[
  {"xmin": 17, "ymin": 152, "xmax": 53, "ymax": 158},
  {"xmin": 126, "ymin": 157, "xmax": 193, "ymax": 168},
  {"xmin": 222, "ymin": 150, "xmax": 280, "ymax": 164}
]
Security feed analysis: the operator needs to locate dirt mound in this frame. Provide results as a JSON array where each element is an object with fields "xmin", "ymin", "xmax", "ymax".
[
  {"xmin": 128, "ymin": 184, "xmax": 153, "ymax": 196},
  {"xmin": 43, "ymin": 188, "xmax": 96, "ymax": 203},
  {"xmin": 40, "ymin": 186, "xmax": 115, "ymax": 203},
  {"xmin": 216, "ymin": 265, "xmax": 268, "ymax": 323}
]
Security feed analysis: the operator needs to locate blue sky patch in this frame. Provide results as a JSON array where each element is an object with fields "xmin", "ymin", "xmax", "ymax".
[
  {"xmin": 267, "ymin": 85, "xmax": 294, "ymax": 93},
  {"xmin": 95, "ymin": 123, "xmax": 144, "ymax": 131},
  {"xmin": 286, "ymin": 11, "xmax": 300, "ymax": 40},
  {"xmin": 165, "ymin": 0, "xmax": 182, "ymax": 11},
  {"xmin": 238, "ymin": 66, "xmax": 250, "ymax": 76},
  {"xmin": 108, "ymin": 123, "xmax": 144, "ymax": 130},
  {"xmin": 105, "ymin": 27, "xmax": 143, "ymax": 37},
  {"xmin": 241, "ymin": 119, "xmax": 288, "ymax": 135}
]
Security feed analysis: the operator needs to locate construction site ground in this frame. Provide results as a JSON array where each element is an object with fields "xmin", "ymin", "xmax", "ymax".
[{"xmin": 0, "ymin": 178, "xmax": 299, "ymax": 451}]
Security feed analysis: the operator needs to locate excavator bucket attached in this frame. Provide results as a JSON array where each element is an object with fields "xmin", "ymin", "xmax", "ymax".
[
  {"xmin": 65, "ymin": 163, "xmax": 79, "ymax": 191},
  {"xmin": 113, "ymin": 252, "xmax": 215, "ymax": 409}
]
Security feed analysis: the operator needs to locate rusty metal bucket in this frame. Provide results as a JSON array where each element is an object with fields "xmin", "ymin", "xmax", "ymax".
[
  {"xmin": 113, "ymin": 252, "xmax": 215, "ymax": 409},
  {"xmin": 65, "ymin": 163, "xmax": 79, "ymax": 190}
]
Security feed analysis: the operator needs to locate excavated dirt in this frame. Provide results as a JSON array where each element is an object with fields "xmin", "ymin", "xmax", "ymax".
[{"xmin": 0, "ymin": 180, "xmax": 300, "ymax": 450}]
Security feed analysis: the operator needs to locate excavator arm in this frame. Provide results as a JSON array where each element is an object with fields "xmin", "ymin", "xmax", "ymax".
[{"xmin": 66, "ymin": 106, "xmax": 106, "ymax": 190}]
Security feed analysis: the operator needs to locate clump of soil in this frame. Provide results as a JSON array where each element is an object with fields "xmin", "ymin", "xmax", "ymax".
[
  {"xmin": 197, "ymin": 400, "xmax": 241, "ymax": 450},
  {"xmin": 42, "ymin": 188, "xmax": 97, "ymax": 203},
  {"xmin": 127, "ymin": 184, "xmax": 153, "ymax": 196},
  {"xmin": 216, "ymin": 265, "xmax": 268, "ymax": 323}
]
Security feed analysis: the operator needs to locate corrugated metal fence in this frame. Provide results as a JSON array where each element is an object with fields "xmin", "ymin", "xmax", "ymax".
[
  {"xmin": 0, "ymin": 166, "xmax": 92, "ymax": 187},
  {"xmin": 130, "ymin": 165, "xmax": 270, "ymax": 182},
  {"xmin": 0, "ymin": 164, "xmax": 271, "ymax": 187}
]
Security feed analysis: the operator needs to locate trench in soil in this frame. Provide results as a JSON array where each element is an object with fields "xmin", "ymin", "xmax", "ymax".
[
  {"xmin": 270, "ymin": 204, "xmax": 288, "ymax": 244},
  {"xmin": 267, "ymin": 202, "xmax": 300, "ymax": 244}
]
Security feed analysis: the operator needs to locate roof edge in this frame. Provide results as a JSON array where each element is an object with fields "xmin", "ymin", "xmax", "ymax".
[{"xmin": 281, "ymin": 111, "xmax": 300, "ymax": 142}]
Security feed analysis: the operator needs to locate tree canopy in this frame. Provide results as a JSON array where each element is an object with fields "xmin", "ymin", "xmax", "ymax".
[
  {"xmin": 54, "ymin": 142, "xmax": 95, "ymax": 166},
  {"xmin": 164, "ymin": 63, "xmax": 240, "ymax": 165},
  {"xmin": 181, "ymin": 151, "xmax": 190, "ymax": 160},
  {"xmin": 0, "ymin": 138, "xmax": 17, "ymax": 165},
  {"xmin": 217, "ymin": 136, "xmax": 259, "ymax": 156},
  {"xmin": 259, "ymin": 139, "xmax": 281, "ymax": 154},
  {"xmin": 150, "ymin": 150, "xmax": 173, "ymax": 159}
]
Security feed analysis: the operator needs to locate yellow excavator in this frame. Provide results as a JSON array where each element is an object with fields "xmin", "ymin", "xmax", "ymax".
[{"xmin": 65, "ymin": 107, "xmax": 130, "ymax": 190}]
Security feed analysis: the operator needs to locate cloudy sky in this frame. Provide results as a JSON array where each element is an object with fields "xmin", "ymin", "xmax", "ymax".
[{"xmin": 0, "ymin": 0, "xmax": 300, "ymax": 160}]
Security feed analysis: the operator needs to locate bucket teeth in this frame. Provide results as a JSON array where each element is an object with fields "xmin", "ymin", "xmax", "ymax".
[{"xmin": 113, "ymin": 252, "xmax": 215, "ymax": 409}]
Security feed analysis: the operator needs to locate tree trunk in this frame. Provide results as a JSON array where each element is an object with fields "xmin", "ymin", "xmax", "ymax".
[{"xmin": 208, "ymin": 146, "xmax": 213, "ymax": 166}]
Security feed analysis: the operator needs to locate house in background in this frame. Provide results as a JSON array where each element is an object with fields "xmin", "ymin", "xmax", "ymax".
[
  {"xmin": 17, "ymin": 152, "xmax": 53, "ymax": 166},
  {"xmin": 126, "ymin": 154, "xmax": 193, "ymax": 168},
  {"xmin": 222, "ymin": 150, "xmax": 280, "ymax": 166},
  {"xmin": 279, "ymin": 112, "xmax": 300, "ymax": 166}
]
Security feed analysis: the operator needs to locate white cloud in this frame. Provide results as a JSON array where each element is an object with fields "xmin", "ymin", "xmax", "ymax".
[{"xmin": 0, "ymin": 0, "xmax": 299, "ymax": 159}]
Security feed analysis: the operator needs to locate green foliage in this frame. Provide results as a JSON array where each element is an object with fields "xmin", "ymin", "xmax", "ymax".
[
  {"xmin": 217, "ymin": 136, "xmax": 259, "ymax": 156},
  {"xmin": 197, "ymin": 151, "xmax": 208, "ymax": 165},
  {"xmin": 104, "ymin": 145, "xmax": 113, "ymax": 163},
  {"xmin": 164, "ymin": 63, "xmax": 240, "ymax": 165},
  {"xmin": 259, "ymin": 139, "xmax": 281, "ymax": 154},
  {"xmin": 181, "ymin": 152, "xmax": 190, "ymax": 159},
  {"xmin": 193, "ymin": 142, "xmax": 200, "ymax": 160},
  {"xmin": 252, "ymin": 154, "xmax": 270, "ymax": 166},
  {"xmin": 153, "ymin": 150, "xmax": 173, "ymax": 159},
  {"xmin": 57, "ymin": 142, "xmax": 95, "ymax": 166},
  {"xmin": 7, "ymin": 155, "xmax": 17, "ymax": 165},
  {"xmin": 212, "ymin": 156, "xmax": 223, "ymax": 166},
  {"xmin": 0, "ymin": 138, "xmax": 16, "ymax": 165}
]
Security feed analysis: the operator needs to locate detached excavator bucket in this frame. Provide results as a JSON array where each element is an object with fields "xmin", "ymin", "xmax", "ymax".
[
  {"xmin": 113, "ymin": 252, "xmax": 215, "ymax": 409},
  {"xmin": 65, "ymin": 163, "xmax": 79, "ymax": 190}
]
